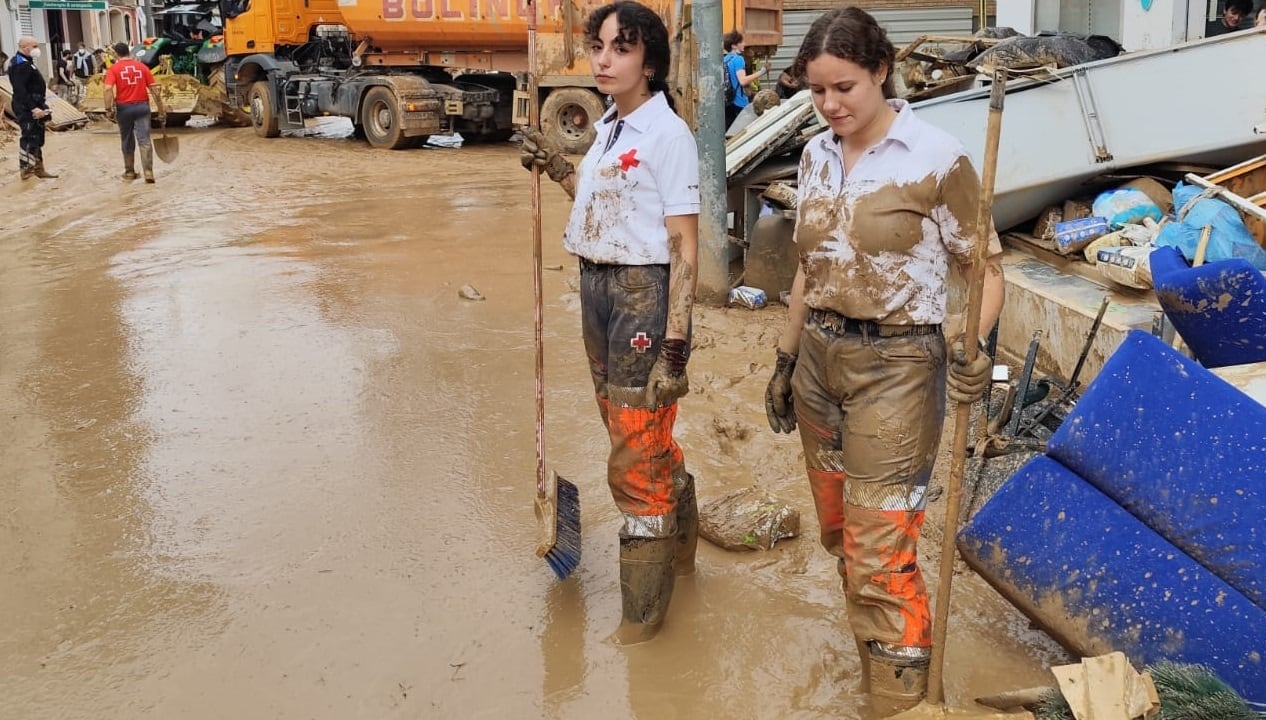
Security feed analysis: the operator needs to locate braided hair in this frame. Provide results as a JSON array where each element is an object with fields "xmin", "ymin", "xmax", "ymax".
[{"xmin": 584, "ymin": 1, "xmax": 677, "ymax": 113}]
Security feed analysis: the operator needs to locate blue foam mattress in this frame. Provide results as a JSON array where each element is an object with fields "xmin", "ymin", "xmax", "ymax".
[
  {"xmin": 1047, "ymin": 330, "xmax": 1266, "ymax": 610},
  {"xmin": 958, "ymin": 455, "xmax": 1266, "ymax": 704}
]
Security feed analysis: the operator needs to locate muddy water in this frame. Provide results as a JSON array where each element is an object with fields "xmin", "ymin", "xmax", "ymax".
[{"xmin": 0, "ymin": 125, "xmax": 1066, "ymax": 719}]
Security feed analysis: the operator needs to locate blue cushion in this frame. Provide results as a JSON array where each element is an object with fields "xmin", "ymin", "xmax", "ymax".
[
  {"xmin": 1047, "ymin": 330, "xmax": 1266, "ymax": 610},
  {"xmin": 959, "ymin": 455, "xmax": 1266, "ymax": 704},
  {"xmin": 1152, "ymin": 245, "xmax": 1266, "ymax": 368}
]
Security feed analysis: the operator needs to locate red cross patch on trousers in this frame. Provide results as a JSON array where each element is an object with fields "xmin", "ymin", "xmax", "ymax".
[
  {"xmin": 618, "ymin": 148, "xmax": 640, "ymax": 173},
  {"xmin": 630, "ymin": 332, "xmax": 653, "ymax": 353}
]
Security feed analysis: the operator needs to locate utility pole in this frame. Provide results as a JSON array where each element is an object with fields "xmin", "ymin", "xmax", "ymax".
[{"xmin": 692, "ymin": 0, "xmax": 728, "ymax": 304}]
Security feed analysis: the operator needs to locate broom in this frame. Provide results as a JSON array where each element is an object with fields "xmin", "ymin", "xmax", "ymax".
[
  {"xmin": 1035, "ymin": 661, "xmax": 1259, "ymax": 720},
  {"xmin": 527, "ymin": 0, "xmax": 581, "ymax": 580}
]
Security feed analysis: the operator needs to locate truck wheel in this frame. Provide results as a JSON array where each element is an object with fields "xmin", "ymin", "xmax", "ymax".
[
  {"xmin": 361, "ymin": 87, "xmax": 410, "ymax": 150},
  {"xmin": 540, "ymin": 88, "xmax": 605, "ymax": 155},
  {"xmin": 249, "ymin": 81, "xmax": 280, "ymax": 138}
]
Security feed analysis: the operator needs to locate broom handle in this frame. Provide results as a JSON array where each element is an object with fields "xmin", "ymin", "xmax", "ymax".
[
  {"xmin": 926, "ymin": 68, "xmax": 1006, "ymax": 705},
  {"xmin": 528, "ymin": 0, "xmax": 546, "ymax": 499}
]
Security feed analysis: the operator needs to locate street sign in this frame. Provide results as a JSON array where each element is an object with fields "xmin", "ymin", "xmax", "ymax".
[{"xmin": 28, "ymin": 0, "xmax": 109, "ymax": 9}]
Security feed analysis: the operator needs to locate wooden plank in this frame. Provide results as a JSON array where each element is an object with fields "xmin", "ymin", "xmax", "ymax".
[{"xmin": 0, "ymin": 78, "xmax": 89, "ymax": 129}]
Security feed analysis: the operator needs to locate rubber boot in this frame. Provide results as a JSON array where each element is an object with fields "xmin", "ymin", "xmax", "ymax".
[
  {"xmin": 32, "ymin": 161, "xmax": 58, "ymax": 179},
  {"xmin": 20, "ymin": 165, "xmax": 33, "ymax": 180},
  {"xmin": 140, "ymin": 147, "xmax": 155, "ymax": 183},
  {"xmin": 123, "ymin": 152, "xmax": 137, "ymax": 181},
  {"xmin": 854, "ymin": 635, "xmax": 872, "ymax": 694},
  {"xmin": 867, "ymin": 643, "xmax": 929, "ymax": 717},
  {"xmin": 613, "ymin": 536, "xmax": 675, "ymax": 645},
  {"xmin": 673, "ymin": 473, "xmax": 698, "ymax": 576}
]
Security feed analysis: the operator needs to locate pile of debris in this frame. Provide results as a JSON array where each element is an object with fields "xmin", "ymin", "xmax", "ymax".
[
  {"xmin": 1007, "ymin": 154, "xmax": 1266, "ymax": 293},
  {"xmin": 894, "ymin": 28, "xmax": 1123, "ymax": 102}
]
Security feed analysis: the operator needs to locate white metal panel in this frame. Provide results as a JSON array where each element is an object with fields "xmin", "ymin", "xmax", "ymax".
[
  {"xmin": 911, "ymin": 27, "xmax": 1266, "ymax": 230},
  {"xmin": 770, "ymin": 7, "xmax": 975, "ymax": 74}
]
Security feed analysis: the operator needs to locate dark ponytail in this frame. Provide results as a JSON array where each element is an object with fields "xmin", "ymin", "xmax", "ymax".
[{"xmin": 649, "ymin": 78, "xmax": 677, "ymax": 112}]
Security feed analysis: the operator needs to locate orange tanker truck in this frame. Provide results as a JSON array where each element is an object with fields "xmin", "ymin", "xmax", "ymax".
[{"xmin": 215, "ymin": 0, "xmax": 780, "ymax": 150}]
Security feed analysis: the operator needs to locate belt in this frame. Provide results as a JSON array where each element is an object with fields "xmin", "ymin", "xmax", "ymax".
[
  {"xmin": 578, "ymin": 257, "xmax": 668, "ymax": 272},
  {"xmin": 807, "ymin": 308, "xmax": 940, "ymax": 337}
]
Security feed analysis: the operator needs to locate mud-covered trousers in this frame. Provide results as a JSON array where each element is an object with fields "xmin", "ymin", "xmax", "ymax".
[
  {"xmin": 17, "ymin": 115, "xmax": 45, "ymax": 172},
  {"xmin": 116, "ymin": 102, "xmax": 152, "ymax": 155},
  {"xmin": 791, "ymin": 311, "xmax": 947, "ymax": 651},
  {"xmin": 579, "ymin": 257, "xmax": 688, "ymax": 540}
]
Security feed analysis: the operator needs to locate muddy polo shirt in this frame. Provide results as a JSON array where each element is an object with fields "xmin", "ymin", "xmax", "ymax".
[
  {"xmin": 563, "ymin": 92, "xmax": 700, "ymax": 265},
  {"xmin": 794, "ymin": 99, "xmax": 1002, "ymax": 325}
]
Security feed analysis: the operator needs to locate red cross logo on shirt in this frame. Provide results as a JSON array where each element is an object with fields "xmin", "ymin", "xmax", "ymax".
[
  {"xmin": 119, "ymin": 64, "xmax": 143, "ymax": 86},
  {"xmin": 618, "ymin": 148, "xmax": 640, "ymax": 173},
  {"xmin": 630, "ymin": 332, "xmax": 653, "ymax": 354}
]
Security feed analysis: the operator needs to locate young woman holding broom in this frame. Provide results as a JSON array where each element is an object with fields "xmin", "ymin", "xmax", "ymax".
[
  {"xmin": 763, "ymin": 7, "xmax": 1004, "ymax": 714},
  {"xmin": 519, "ymin": 0, "xmax": 700, "ymax": 644}
]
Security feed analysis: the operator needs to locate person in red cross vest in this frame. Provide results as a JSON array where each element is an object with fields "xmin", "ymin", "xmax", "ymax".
[
  {"xmin": 102, "ymin": 42, "xmax": 167, "ymax": 183},
  {"xmin": 518, "ymin": 1, "xmax": 700, "ymax": 644}
]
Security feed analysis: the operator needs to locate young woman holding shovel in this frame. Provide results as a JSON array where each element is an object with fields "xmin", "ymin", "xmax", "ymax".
[
  {"xmin": 763, "ymin": 7, "xmax": 1004, "ymax": 714},
  {"xmin": 519, "ymin": 0, "xmax": 700, "ymax": 644}
]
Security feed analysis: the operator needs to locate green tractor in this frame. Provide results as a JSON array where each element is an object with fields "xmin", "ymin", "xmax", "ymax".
[{"xmin": 80, "ymin": 3, "xmax": 247, "ymax": 126}]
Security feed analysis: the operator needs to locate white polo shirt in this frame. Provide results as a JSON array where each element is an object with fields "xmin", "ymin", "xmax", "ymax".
[
  {"xmin": 563, "ymin": 92, "xmax": 700, "ymax": 265},
  {"xmin": 794, "ymin": 99, "xmax": 1003, "ymax": 325}
]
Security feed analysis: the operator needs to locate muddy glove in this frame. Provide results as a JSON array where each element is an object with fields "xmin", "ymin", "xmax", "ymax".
[
  {"xmin": 518, "ymin": 128, "xmax": 574, "ymax": 183},
  {"xmin": 645, "ymin": 338, "xmax": 689, "ymax": 408},
  {"xmin": 157, "ymin": 109, "xmax": 167, "ymax": 125},
  {"xmin": 764, "ymin": 349, "xmax": 797, "ymax": 433},
  {"xmin": 947, "ymin": 338, "xmax": 992, "ymax": 404},
  {"xmin": 104, "ymin": 105, "xmax": 116, "ymax": 123}
]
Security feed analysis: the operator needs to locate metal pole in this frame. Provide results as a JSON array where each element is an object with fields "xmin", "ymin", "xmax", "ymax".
[{"xmin": 692, "ymin": 0, "xmax": 728, "ymax": 304}]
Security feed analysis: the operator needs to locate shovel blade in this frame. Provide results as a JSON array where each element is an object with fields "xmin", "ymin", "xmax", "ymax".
[{"xmin": 154, "ymin": 136, "xmax": 179, "ymax": 164}]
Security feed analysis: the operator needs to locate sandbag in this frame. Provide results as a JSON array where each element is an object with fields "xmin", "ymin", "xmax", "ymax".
[{"xmin": 699, "ymin": 486, "xmax": 799, "ymax": 551}]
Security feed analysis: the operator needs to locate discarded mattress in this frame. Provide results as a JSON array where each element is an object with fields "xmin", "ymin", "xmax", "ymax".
[
  {"xmin": 1151, "ymin": 245, "xmax": 1266, "ymax": 368},
  {"xmin": 959, "ymin": 330, "xmax": 1266, "ymax": 704},
  {"xmin": 959, "ymin": 455, "xmax": 1266, "ymax": 704}
]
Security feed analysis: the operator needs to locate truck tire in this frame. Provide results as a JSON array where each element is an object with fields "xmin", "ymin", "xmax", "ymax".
[
  {"xmin": 360, "ymin": 86, "xmax": 410, "ymax": 150},
  {"xmin": 249, "ymin": 81, "xmax": 280, "ymax": 138},
  {"xmin": 540, "ymin": 88, "xmax": 605, "ymax": 155}
]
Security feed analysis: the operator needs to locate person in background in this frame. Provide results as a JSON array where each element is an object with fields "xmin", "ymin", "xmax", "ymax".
[
  {"xmin": 54, "ymin": 50, "xmax": 75, "ymax": 102},
  {"xmin": 774, "ymin": 66, "xmax": 801, "ymax": 99},
  {"xmin": 72, "ymin": 42, "xmax": 94, "ymax": 79},
  {"xmin": 0, "ymin": 51, "xmax": 9, "ymax": 73},
  {"xmin": 1208, "ymin": 0, "xmax": 1252, "ymax": 35},
  {"xmin": 8, "ymin": 36, "xmax": 58, "ymax": 179},
  {"xmin": 519, "ymin": 0, "xmax": 700, "ymax": 646},
  {"xmin": 1255, "ymin": 5, "xmax": 1266, "ymax": 26},
  {"xmin": 723, "ymin": 31, "xmax": 766, "ymax": 128},
  {"xmin": 764, "ymin": 7, "xmax": 1003, "ymax": 714},
  {"xmin": 103, "ymin": 42, "xmax": 166, "ymax": 183}
]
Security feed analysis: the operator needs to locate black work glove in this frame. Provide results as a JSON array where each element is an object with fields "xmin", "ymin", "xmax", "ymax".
[
  {"xmin": 518, "ymin": 127, "xmax": 574, "ymax": 183},
  {"xmin": 645, "ymin": 338, "xmax": 689, "ymax": 409},
  {"xmin": 104, "ymin": 105, "xmax": 117, "ymax": 123},
  {"xmin": 765, "ymin": 349, "xmax": 797, "ymax": 433},
  {"xmin": 947, "ymin": 338, "xmax": 992, "ymax": 404}
]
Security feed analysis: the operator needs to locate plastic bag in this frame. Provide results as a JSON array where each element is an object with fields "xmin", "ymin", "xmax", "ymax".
[
  {"xmin": 1054, "ymin": 216, "xmax": 1110, "ymax": 254},
  {"xmin": 1155, "ymin": 182, "xmax": 1266, "ymax": 271},
  {"xmin": 699, "ymin": 487, "xmax": 799, "ymax": 551},
  {"xmin": 1092, "ymin": 187, "xmax": 1163, "ymax": 229}
]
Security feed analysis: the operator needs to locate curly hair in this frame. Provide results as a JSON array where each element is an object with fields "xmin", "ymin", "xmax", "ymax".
[
  {"xmin": 790, "ymin": 7, "xmax": 896, "ymax": 99},
  {"xmin": 584, "ymin": 1, "xmax": 677, "ymax": 111}
]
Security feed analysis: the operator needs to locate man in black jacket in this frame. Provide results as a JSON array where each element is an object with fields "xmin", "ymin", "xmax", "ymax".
[{"xmin": 8, "ymin": 36, "xmax": 58, "ymax": 180}]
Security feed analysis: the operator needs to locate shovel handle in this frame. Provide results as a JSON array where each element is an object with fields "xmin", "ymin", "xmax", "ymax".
[{"xmin": 925, "ymin": 67, "xmax": 1006, "ymax": 706}]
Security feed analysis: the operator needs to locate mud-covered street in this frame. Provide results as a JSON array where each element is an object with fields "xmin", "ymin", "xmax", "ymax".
[{"xmin": 1, "ymin": 123, "xmax": 1066, "ymax": 719}]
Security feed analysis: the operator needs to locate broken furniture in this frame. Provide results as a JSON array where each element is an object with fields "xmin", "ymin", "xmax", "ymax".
[
  {"xmin": 1151, "ymin": 246, "xmax": 1266, "ymax": 367},
  {"xmin": 1150, "ymin": 152, "xmax": 1266, "ymax": 368},
  {"xmin": 958, "ymin": 330, "xmax": 1266, "ymax": 705}
]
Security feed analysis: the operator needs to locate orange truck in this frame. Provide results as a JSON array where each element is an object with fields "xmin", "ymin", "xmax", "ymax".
[{"xmin": 216, "ymin": 0, "xmax": 780, "ymax": 149}]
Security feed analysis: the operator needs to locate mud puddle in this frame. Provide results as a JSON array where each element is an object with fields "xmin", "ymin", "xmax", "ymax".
[{"xmin": 0, "ymin": 125, "xmax": 1065, "ymax": 719}]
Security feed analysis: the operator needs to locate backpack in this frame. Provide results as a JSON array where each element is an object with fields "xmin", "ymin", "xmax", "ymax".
[{"xmin": 723, "ymin": 52, "xmax": 738, "ymax": 105}]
